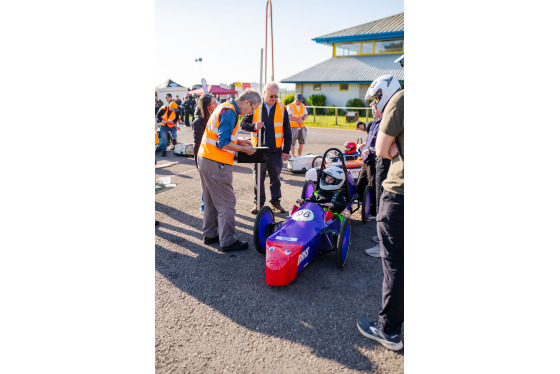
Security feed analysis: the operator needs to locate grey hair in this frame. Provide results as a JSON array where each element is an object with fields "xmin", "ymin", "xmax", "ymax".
[
  {"xmin": 264, "ymin": 82, "xmax": 279, "ymax": 92},
  {"xmin": 238, "ymin": 88, "xmax": 262, "ymax": 106}
]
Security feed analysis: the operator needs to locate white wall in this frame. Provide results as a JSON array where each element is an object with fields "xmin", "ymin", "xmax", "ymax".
[{"xmin": 301, "ymin": 83, "xmax": 361, "ymax": 107}]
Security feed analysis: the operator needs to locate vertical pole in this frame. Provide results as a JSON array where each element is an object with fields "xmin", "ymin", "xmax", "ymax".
[
  {"xmin": 313, "ymin": 107, "xmax": 316, "ymax": 122},
  {"xmin": 257, "ymin": 48, "xmax": 263, "ymax": 210},
  {"xmin": 335, "ymin": 107, "xmax": 338, "ymax": 126}
]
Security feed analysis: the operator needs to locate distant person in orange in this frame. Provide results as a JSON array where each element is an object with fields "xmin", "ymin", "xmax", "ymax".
[
  {"xmin": 156, "ymin": 100, "xmax": 179, "ymax": 157},
  {"xmin": 287, "ymin": 93, "xmax": 308, "ymax": 158}
]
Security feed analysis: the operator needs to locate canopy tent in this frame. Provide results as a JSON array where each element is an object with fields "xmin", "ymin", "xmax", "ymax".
[
  {"xmin": 188, "ymin": 85, "xmax": 237, "ymax": 97},
  {"xmin": 155, "ymin": 79, "xmax": 189, "ymax": 104}
]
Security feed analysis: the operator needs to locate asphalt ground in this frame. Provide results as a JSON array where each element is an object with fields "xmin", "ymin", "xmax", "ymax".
[{"xmin": 155, "ymin": 124, "xmax": 404, "ymax": 373}]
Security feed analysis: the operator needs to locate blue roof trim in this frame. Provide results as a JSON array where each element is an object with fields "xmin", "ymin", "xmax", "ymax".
[
  {"xmin": 312, "ymin": 31, "xmax": 404, "ymax": 45},
  {"xmin": 281, "ymin": 81, "xmax": 404, "ymax": 84}
]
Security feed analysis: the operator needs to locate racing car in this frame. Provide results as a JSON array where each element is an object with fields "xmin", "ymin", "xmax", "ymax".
[
  {"xmin": 286, "ymin": 138, "xmax": 362, "ymax": 174},
  {"xmin": 252, "ymin": 148, "xmax": 371, "ymax": 286}
]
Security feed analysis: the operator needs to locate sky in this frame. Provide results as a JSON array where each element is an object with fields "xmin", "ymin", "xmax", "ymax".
[{"xmin": 155, "ymin": 0, "xmax": 404, "ymax": 89}]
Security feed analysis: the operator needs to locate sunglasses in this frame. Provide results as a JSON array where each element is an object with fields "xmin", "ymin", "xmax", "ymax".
[{"xmin": 268, "ymin": 95, "xmax": 278, "ymax": 99}]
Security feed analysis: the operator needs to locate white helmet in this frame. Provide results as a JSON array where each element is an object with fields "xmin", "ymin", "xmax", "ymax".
[
  {"xmin": 364, "ymin": 75, "xmax": 401, "ymax": 113},
  {"xmin": 319, "ymin": 166, "xmax": 345, "ymax": 191}
]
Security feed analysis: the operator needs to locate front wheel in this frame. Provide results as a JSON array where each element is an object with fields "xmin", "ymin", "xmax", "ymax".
[
  {"xmin": 253, "ymin": 206, "xmax": 275, "ymax": 253},
  {"xmin": 336, "ymin": 217, "xmax": 351, "ymax": 269},
  {"xmin": 361, "ymin": 185, "xmax": 372, "ymax": 224}
]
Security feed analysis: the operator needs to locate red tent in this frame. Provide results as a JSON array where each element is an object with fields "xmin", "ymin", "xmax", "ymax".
[{"xmin": 188, "ymin": 85, "xmax": 238, "ymax": 96}]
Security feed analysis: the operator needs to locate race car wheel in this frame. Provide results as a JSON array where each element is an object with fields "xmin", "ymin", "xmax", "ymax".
[
  {"xmin": 301, "ymin": 180, "xmax": 316, "ymax": 200},
  {"xmin": 253, "ymin": 206, "xmax": 275, "ymax": 254},
  {"xmin": 361, "ymin": 185, "xmax": 372, "ymax": 224},
  {"xmin": 336, "ymin": 217, "xmax": 350, "ymax": 269},
  {"xmin": 312, "ymin": 156, "xmax": 323, "ymax": 168}
]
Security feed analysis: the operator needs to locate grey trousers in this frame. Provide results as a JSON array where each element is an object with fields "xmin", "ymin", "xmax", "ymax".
[{"xmin": 197, "ymin": 156, "xmax": 238, "ymax": 247}]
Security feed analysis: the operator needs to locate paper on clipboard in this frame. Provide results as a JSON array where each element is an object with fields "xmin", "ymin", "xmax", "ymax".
[{"xmin": 237, "ymin": 146, "xmax": 268, "ymax": 163}]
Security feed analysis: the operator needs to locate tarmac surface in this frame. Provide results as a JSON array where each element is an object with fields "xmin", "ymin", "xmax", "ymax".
[{"xmin": 155, "ymin": 124, "xmax": 404, "ymax": 373}]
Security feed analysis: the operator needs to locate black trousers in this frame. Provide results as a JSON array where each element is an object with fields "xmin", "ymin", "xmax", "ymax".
[
  {"xmin": 377, "ymin": 190, "xmax": 404, "ymax": 336},
  {"xmin": 356, "ymin": 161, "xmax": 376, "ymax": 212},
  {"xmin": 253, "ymin": 151, "xmax": 283, "ymax": 205},
  {"xmin": 375, "ymin": 156, "xmax": 391, "ymax": 216}
]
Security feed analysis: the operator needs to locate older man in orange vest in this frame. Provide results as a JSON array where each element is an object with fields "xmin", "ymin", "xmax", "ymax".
[
  {"xmin": 240, "ymin": 82, "xmax": 292, "ymax": 215},
  {"xmin": 197, "ymin": 88, "xmax": 261, "ymax": 252},
  {"xmin": 287, "ymin": 93, "xmax": 308, "ymax": 158}
]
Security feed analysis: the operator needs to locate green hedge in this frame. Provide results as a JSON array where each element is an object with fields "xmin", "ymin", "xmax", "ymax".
[
  {"xmin": 345, "ymin": 98, "xmax": 367, "ymax": 117},
  {"xmin": 282, "ymin": 94, "xmax": 295, "ymax": 105},
  {"xmin": 307, "ymin": 94, "xmax": 326, "ymax": 114},
  {"xmin": 326, "ymin": 106, "xmax": 346, "ymax": 116}
]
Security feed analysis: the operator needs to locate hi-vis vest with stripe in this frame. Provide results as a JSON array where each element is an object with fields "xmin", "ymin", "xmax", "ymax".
[
  {"xmin": 288, "ymin": 102, "xmax": 306, "ymax": 128},
  {"xmin": 251, "ymin": 102, "xmax": 285, "ymax": 148},
  {"xmin": 198, "ymin": 102, "xmax": 239, "ymax": 165},
  {"xmin": 162, "ymin": 106, "xmax": 177, "ymax": 127}
]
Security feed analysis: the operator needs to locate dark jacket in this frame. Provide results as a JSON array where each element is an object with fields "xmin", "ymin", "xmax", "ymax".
[
  {"xmin": 192, "ymin": 106, "xmax": 204, "ymax": 169},
  {"xmin": 240, "ymin": 102, "xmax": 292, "ymax": 153},
  {"xmin": 305, "ymin": 188, "xmax": 348, "ymax": 214}
]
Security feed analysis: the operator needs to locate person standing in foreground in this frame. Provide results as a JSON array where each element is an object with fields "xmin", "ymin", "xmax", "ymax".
[
  {"xmin": 357, "ymin": 86, "xmax": 404, "ymax": 351},
  {"xmin": 197, "ymin": 89, "xmax": 261, "ymax": 252},
  {"xmin": 287, "ymin": 93, "xmax": 308, "ymax": 158},
  {"xmin": 240, "ymin": 82, "xmax": 292, "ymax": 215}
]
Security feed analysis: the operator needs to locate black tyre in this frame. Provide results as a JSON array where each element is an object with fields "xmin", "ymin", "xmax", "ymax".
[
  {"xmin": 336, "ymin": 217, "xmax": 351, "ymax": 269},
  {"xmin": 301, "ymin": 180, "xmax": 316, "ymax": 200},
  {"xmin": 312, "ymin": 156, "xmax": 323, "ymax": 168},
  {"xmin": 361, "ymin": 185, "xmax": 372, "ymax": 224},
  {"xmin": 253, "ymin": 206, "xmax": 275, "ymax": 253}
]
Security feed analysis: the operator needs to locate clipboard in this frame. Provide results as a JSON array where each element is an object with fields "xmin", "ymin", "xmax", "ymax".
[{"xmin": 237, "ymin": 147, "xmax": 268, "ymax": 163}]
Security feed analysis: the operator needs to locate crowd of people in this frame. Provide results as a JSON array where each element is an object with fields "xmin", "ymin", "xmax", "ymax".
[{"xmin": 155, "ymin": 76, "xmax": 405, "ymax": 351}]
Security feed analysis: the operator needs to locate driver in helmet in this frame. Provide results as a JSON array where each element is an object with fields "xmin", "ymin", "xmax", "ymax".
[
  {"xmin": 296, "ymin": 166, "xmax": 348, "ymax": 214},
  {"xmin": 344, "ymin": 141, "xmax": 360, "ymax": 161}
]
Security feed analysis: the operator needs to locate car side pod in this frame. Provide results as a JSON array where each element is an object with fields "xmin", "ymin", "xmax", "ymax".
[{"xmin": 265, "ymin": 241, "xmax": 303, "ymax": 286}]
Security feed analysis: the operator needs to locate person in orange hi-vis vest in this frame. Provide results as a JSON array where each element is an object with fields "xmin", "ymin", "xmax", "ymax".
[
  {"xmin": 287, "ymin": 93, "xmax": 308, "ymax": 158},
  {"xmin": 197, "ymin": 88, "xmax": 261, "ymax": 252},
  {"xmin": 156, "ymin": 97, "xmax": 179, "ymax": 157}
]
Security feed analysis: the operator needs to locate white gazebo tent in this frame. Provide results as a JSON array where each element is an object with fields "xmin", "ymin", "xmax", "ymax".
[{"xmin": 155, "ymin": 79, "xmax": 188, "ymax": 104}]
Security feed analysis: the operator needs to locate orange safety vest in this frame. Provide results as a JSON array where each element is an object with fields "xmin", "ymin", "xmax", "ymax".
[
  {"xmin": 198, "ymin": 101, "xmax": 239, "ymax": 165},
  {"xmin": 288, "ymin": 102, "xmax": 306, "ymax": 128},
  {"xmin": 161, "ymin": 106, "xmax": 177, "ymax": 128},
  {"xmin": 251, "ymin": 102, "xmax": 285, "ymax": 148},
  {"xmin": 155, "ymin": 123, "xmax": 159, "ymax": 145}
]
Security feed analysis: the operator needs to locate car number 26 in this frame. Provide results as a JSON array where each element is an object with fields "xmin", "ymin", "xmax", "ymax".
[{"xmin": 291, "ymin": 209, "xmax": 314, "ymax": 222}]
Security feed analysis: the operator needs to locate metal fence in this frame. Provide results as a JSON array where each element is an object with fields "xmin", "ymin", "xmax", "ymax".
[{"xmin": 305, "ymin": 106, "xmax": 371, "ymax": 125}]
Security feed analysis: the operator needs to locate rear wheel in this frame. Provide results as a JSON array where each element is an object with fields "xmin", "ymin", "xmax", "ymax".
[
  {"xmin": 312, "ymin": 156, "xmax": 323, "ymax": 168},
  {"xmin": 301, "ymin": 180, "xmax": 316, "ymax": 200},
  {"xmin": 253, "ymin": 206, "xmax": 275, "ymax": 253},
  {"xmin": 361, "ymin": 185, "xmax": 372, "ymax": 224},
  {"xmin": 336, "ymin": 217, "xmax": 350, "ymax": 268}
]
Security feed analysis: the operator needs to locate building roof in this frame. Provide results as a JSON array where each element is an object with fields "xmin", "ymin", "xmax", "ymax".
[
  {"xmin": 280, "ymin": 54, "xmax": 403, "ymax": 84},
  {"xmin": 313, "ymin": 13, "xmax": 404, "ymax": 44},
  {"xmin": 156, "ymin": 79, "xmax": 185, "ymax": 89}
]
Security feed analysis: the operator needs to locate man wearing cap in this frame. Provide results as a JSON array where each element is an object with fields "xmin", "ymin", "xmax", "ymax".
[
  {"xmin": 287, "ymin": 93, "xmax": 308, "ymax": 158},
  {"xmin": 156, "ymin": 100, "xmax": 180, "ymax": 157}
]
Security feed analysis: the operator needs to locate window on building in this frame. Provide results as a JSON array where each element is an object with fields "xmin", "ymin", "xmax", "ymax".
[
  {"xmin": 334, "ymin": 39, "xmax": 404, "ymax": 56},
  {"xmin": 339, "ymin": 84, "xmax": 349, "ymax": 91},
  {"xmin": 374, "ymin": 39, "xmax": 404, "ymax": 54},
  {"xmin": 334, "ymin": 42, "xmax": 361, "ymax": 56},
  {"xmin": 313, "ymin": 84, "xmax": 322, "ymax": 91},
  {"xmin": 361, "ymin": 42, "xmax": 374, "ymax": 54}
]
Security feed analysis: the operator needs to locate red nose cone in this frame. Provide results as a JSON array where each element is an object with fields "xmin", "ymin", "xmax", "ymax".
[{"xmin": 265, "ymin": 242, "xmax": 303, "ymax": 286}]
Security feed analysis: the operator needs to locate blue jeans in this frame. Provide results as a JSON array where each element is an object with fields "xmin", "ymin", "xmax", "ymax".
[{"xmin": 160, "ymin": 125, "xmax": 177, "ymax": 150}]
